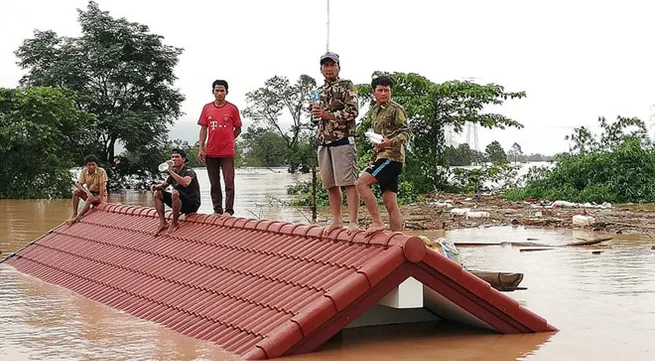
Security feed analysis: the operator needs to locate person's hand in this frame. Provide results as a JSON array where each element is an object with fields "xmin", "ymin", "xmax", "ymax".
[
  {"xmin": 198, "ymin": 148, "xmax": 206, "ymax": 163},
  {"xmin": 85, "ymin": 190, "xmax": 94, "ymax": 199},
  {"xmin": 311, "ymin": 105, "xmax": 329, "ymax": 119},
  {"xmin": 374, "ymin": 135, "xmax": 391, "ymax": 150},
  {"xmin": 167, "ymin": 160, "xmax": 174, "ymax": 173},
  {"xmin": 150, "ymin": 184, "xmax": 162, "ymax": 192}
]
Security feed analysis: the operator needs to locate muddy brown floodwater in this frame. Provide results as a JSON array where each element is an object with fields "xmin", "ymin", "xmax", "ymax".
[{"xmin": 1, "ymin": 168, "xmax": 654, "ymax": 361}]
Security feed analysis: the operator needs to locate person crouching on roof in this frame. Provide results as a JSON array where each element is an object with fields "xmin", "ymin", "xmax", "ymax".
[{"xmin": 150, "ymin": 149, "xmax": 201, "ymax": 234}]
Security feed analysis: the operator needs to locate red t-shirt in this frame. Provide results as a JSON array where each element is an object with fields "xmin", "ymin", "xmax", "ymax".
[{"xmin": 197, "ymin": 101, "xmax": 242, "ymax": 157}]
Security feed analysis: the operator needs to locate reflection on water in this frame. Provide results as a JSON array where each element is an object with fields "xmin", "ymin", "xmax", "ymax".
[{"xmin": 2, "ymin": 168, "xmax": 655, "ymax": 361}]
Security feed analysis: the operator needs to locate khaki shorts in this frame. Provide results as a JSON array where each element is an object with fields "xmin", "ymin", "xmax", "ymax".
[{"xmin": 317, "ymin": 143, "xmax": 357, "ymax": 189}]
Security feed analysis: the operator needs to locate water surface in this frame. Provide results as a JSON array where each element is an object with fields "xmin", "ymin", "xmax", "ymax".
[{"xmin": 1, "ymin": 168, "xmax": 654, "ymax": 361}]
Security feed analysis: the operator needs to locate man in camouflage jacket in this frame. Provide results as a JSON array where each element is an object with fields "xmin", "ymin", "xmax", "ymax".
[
  {"xmin": 355, "ymin": 75, "xmax": 410, "ymax": 235},
  {"xmin": 311, "ymin": 52, "xmax": 360, "ymax": 235}
]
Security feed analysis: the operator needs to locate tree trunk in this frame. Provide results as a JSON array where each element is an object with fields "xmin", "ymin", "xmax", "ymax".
[{"xmin": 107, "ymin": 137, "xmax": 117, "ymax": 164}]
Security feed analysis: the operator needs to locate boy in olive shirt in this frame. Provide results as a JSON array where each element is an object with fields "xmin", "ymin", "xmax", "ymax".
[
  {"xmin": 66, "ymin": 155, "xmax": 107, "ymax": 226},
  {"xmin": 355, "ymin": 76, "xmax": 410, "ymax": 235}
]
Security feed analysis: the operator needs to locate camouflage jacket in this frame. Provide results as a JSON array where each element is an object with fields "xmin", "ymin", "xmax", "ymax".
[
  {"xmin": 370, "ymin": 100, "xmax": 410, "ymax": 163},
  {"xmin": 315, "ymin": 77, "xmax": 359, "ymax": 144}
]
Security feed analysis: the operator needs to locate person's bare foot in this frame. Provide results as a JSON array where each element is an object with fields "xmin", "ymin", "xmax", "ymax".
[
  {"xmin": 65, "ymin": 217, "xmax": 77, "ymax": 227},
  {"xmin": 166, "ymin": 222, "xmax": 178, "ymax": 235},
  {"xmin": 322, "ymin": 222, "xmax": 344, "ymax": 237},
  {"xmin": 155, "ymin": 221, "xmax": 168, "ymax": 235},
  {"xmin": 346, "ymin": 223, "xmax": 360, "ymax": 234},
  {"xmin": 365, "ymin": 224, "xmax": 386, "ymax": 236}
]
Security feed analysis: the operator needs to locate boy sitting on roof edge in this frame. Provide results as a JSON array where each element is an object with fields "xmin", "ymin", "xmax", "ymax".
[{"xmin": 66, "ymin": 155, "xmax": 107, "ymax": 226}]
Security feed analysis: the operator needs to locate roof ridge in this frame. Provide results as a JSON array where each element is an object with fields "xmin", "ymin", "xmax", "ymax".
[{"xmin": 95, "ymin": 203, "xmax": 425, "ymax": 251}]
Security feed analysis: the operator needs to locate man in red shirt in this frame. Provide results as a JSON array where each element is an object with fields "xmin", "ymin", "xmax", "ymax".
[{"xmin": 197, "ymin": 79, "xmax": 242, "ymax": 216}]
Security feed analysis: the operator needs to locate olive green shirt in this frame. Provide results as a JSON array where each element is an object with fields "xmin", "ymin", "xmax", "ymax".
[{"xmin": 370, "ymin": 100, "xmax": 410, "ymax": 163}]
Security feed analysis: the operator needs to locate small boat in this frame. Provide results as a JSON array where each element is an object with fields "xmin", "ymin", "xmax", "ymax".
[{"xmin": 470, "ymin": 270, "xmax": 525, "ymax": 292}]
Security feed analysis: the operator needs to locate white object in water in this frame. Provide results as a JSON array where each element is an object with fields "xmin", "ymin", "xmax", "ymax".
[
  {"xmin": 158, "ymin": 162, "xmax": 171, "ymax": 172},
  {"xmin": 365, "ymin": 130, "xmax": 384, "ymax": 144},
  {"xmin": 450, "ymin": 208, "xmax": 471, "ymax": 216},
  {"xmin": 466, "ymin": 211, "xmax": 490, "ymax": 219},
  {"xmin": 552, "ymin": 200, "xmax": 577, "ymax": 208},
  {"xmin": 429, "ymin": 201, "xmax": 453, "ymax": 208},
  {"xmin": 572, "ymin": 214, "xmax": 595, "ymax": 226}
]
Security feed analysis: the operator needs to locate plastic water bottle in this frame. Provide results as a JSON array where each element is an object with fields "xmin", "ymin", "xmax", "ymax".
[
  {"xmin": 310, "ymin": 91, "xmax": 321, "ymax": 124},
  {"xmin": 158, "ymin": 161, "xmax": 171, "ymax": 172}
]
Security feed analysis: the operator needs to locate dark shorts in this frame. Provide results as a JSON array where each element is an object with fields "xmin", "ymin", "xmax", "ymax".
[
  {"xmin": 90, "ymin": 191, "xmax": 99, "ymax": 197},
  {"xmin": 365, "ymin": 158, "xmax": 403, "ymax": 194},
  {"xmin": 162, "ymin": 191, "xmax": 200, "ymax": 214}
]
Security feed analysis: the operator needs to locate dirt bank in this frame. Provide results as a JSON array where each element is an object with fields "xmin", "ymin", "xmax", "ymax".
[{"xmin": 345, "ymin": 193, "xmax": 655, "ymax": 235}]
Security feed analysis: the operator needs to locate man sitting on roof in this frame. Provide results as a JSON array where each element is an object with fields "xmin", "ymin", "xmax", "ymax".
[
  {"xmin": 150, "ymin": 149, "xmax": 201, "ymax": 234},
  {"xmin": 66, "ymin": 155, "xmax": 107, "ymax": 226}
]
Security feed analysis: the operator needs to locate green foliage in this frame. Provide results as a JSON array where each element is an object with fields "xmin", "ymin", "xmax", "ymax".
[
  {"xmin": 565, "ymin": 116, "xmax": 651, "ymax": 153},
  {"xmin": 504, "ymin": 116, "xmax": 655, "ymax": 203},
  {"xmin": 286, "ymin": 178, "xmax": 330, "ymax": 207},
  {"xmin": 286, "ymin": 176, "xmax": 422, "ymax": 207},
  {"xmin": 485, "ymin": 140, "xmax": 508, "ymax": 164},
  {"xmin": 238, "ymin": 126, "xmax": 291, "ymax": 168},
  {"xmin": 0, "ymin": 87, "xmax": 95, "ymax": 199},
  {"xmin": 444, "ymin": 143, "xmax": 487, "ymax": 166},
  {"xmin": 508, "ymin": 142, "xmax": 523, "ymax": 164},
  {"xmin": 14, "ymin": 1, "xmax": 184, "ymax": 189}
]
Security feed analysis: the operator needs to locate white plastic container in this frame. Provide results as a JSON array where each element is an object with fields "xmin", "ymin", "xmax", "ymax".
[
  {"xmin": 450, "ymin": 208, "xmax": 471, "ymax": 216},
  {"xmin": 466, "ymin": 211, "xmax": 490, "ymax": 219},
  {"xmin": 572, "ymin": 215, "xmax": 595, "ymax": 226}
]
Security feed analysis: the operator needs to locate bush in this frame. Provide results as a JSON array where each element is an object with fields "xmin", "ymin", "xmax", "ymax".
[
  {"xmin": 287, "ymin": 174, "xmax": 422, "ymax": 207},
  {"xmin": 503, "ymin": 138, "xmax": 655, "ymax": 203}
]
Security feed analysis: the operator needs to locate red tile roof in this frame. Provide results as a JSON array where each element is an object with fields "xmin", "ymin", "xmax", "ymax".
[{"xmin": 4, "ymin": 203, "xmax": 556, "ymax": 359}]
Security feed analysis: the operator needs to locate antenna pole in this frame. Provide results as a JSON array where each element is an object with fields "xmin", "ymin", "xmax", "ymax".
[{"xmin": 326, "ymin": 0, "xmax": 330, "ymax": 52}]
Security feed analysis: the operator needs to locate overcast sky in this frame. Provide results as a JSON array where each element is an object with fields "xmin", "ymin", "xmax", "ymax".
[{"xmin": 2, "ymin": 0, "xmax": 654, "ymax": 155}]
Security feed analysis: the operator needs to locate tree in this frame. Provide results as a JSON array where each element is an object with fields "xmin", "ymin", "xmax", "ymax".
[
  {"xmin": 485, "ymin": 140, "xmax": 508, "ymax": 164},
  {"xmin": 14, "ymin": 1, "xmax": 185, "ymax": 188},
  {"xmin": 242, "ymin": 74, "xmax": 317, "ymax": 172},
  {"xmin": 565, "ymin": 116, "xmax": 651, "ymax": 154},
  {"xmin": 357, "ymin": 72, "xmax": 525, "ymax": 193},
  {"xmin": 445, "ymin": 143, "xmax": 474, "ymax": 166},
  {"xmin": 239, "ymin": 126, "xmax": 289, "ymax": 167},
  {"xmin": 509, "ymin": 142, "xmax": 523, "ymax": 164},
  {"xmin": 0, "ymin": 87, "xmax": 94, "ymax": 198}
]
